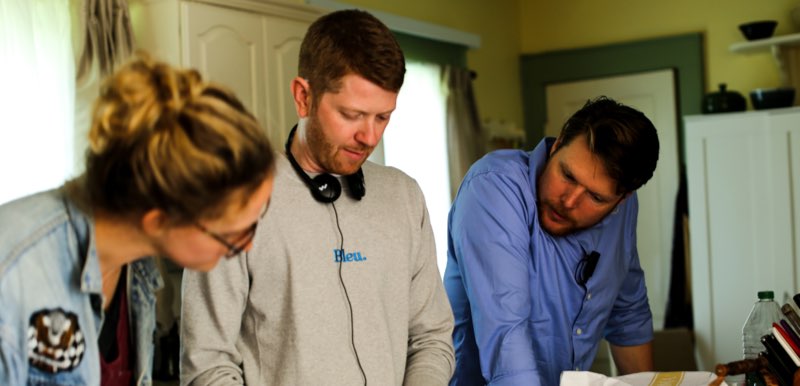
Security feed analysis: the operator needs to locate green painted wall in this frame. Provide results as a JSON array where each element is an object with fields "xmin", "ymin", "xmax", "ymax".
[
  {"xmin": 393, "ymin": 32, "xmax": 466, "ymax": 68},
  {"xmin": 520, "ymin": 34, "xmax": 704, "ymax": 162}
]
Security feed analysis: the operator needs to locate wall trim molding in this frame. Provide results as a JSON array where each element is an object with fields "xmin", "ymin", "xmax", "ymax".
[{"xmin": 520, "ymin": 33, "xmax": 704, "ymax": 160}]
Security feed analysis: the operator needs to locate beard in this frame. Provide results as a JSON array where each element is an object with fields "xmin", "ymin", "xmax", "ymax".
[
  {"xmin": 537, "ymin": 198, "xmax": 620, "ymax": 236},
  {"xmin": 538, "ymin": 200, "xmax": 579, "ymax": 236},
  {"xmin": 305, "ymin": 110, "xmax": 372, "ymax": 175}
]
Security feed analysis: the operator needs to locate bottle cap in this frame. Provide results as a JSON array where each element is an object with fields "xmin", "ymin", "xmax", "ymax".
[{"xmin": 757, "ymin": 290, "xmax": 775, "ymax": 300}]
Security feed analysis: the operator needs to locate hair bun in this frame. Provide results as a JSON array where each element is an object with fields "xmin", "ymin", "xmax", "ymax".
[{"xmin": 149, "ymin": 62, "xmax": 204, "ymax": 118}]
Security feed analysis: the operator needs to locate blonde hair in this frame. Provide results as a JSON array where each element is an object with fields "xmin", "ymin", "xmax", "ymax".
[{"xmin": 72, "ymin": 52, "xmax": 274, "ymax": 224}]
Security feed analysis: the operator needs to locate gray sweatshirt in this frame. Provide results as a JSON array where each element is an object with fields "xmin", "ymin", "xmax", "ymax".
[{"xmin": 180, "ymin": 155, "xmax": 455, "ymax": 386}]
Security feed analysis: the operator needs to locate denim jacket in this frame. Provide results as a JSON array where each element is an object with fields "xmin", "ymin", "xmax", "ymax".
[{"xmin": 0, "ymin": 188, "xmax": 164, "ymax": 385}]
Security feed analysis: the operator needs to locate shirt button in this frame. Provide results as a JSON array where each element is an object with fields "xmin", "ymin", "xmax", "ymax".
[
  {"xmin": 576, "ymin": 328, "xmax": 583, "ymax": 335},
  {"xmin": 587, "ymin": 293, "xmax": 592, "ymax": 300}
]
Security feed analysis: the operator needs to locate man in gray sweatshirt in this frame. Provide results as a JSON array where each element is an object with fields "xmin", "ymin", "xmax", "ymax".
[{"xmin": 179, "ymin": 9, "xmax": 455, "ymax": 386}]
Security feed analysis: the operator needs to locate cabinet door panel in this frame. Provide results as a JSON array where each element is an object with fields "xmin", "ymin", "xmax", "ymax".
[
  {"xmin": 770, "ymin": 113, "xmax": 800, "ymax": 299},
  {"xmin": 183, "ymin": 2, "xmax": 267, "ymax": 131},
  {"xmin": 264, "ymin": 17, "xmax": 309, "ymax": 148}
]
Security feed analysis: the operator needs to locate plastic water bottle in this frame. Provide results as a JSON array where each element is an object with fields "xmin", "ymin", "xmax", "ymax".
[
  {"xmin": 741, "ymin": 290, "xmax": 783, "ymax": 385},
  {"xmin": 743, "ymin": 291, "xmax": 783, "ymax": 359}
]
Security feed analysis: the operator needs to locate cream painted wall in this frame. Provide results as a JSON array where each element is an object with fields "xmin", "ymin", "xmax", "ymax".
[
  {"xmin": 302, "ymin": 0, "xmax": 524, "ymax": 136},
  {"xmin": 520, "ymin": 0, "xmax": 800, "ymax": 108}
]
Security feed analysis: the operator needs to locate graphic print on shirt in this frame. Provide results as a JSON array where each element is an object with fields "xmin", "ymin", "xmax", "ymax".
[
  {"xmin": 27, "ymin": 308, "xmax": 86, "ymax": 373},
  {"xmin": 333, "ymin": 249, "xmax": 368, "ymax": 263}
]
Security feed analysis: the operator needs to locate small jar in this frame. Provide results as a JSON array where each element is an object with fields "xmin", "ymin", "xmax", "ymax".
[{"xmin": 703, "ymin": 83, "xmax": 746, "ymax": 114}]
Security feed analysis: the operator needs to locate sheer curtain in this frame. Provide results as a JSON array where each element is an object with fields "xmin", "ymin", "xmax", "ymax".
[
  {"xmin": 442, "ymin": 65, "xmax": 484, "ymax": 200},
  {"xmin": 383, "ymin": 61, "xmax": 451, "ymax": 275},
  {"xmin": 381, "ymin": 62, "xmax": 484, "ymax": 276},
  {"xmin": 0, "ymin": 0, "xmax": 75, "ymax": 204}
]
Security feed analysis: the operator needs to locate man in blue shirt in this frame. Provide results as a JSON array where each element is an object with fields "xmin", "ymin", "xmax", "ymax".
[{"xmin": 444, "ymin": 97, "xmax": 660, "ymax": 385}]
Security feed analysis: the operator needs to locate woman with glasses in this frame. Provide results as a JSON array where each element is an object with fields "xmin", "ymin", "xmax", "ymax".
[{"xmin": 0, "ymin": 53, "xmax": 275, "ymax": 385}]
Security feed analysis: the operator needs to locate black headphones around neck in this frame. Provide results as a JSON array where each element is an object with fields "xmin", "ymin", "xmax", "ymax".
[{"xmin": 285, "ymin": 125, "xmax": 365, "ymax": 203}]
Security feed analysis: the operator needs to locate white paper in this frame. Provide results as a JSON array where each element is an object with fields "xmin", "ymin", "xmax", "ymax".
[{"xmin": 559, "ymin": 371, "xmax": 727, "ymax": 386}]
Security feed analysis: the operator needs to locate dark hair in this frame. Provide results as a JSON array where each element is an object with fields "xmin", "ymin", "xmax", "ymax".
[
  {"xmin": 70, "ymin": 52, "xmax": 275, "ymax": 224},
  {"xmin": 299, "ymin": 9, "xmax": 405, "ymax": 102},
  {"xmin": 553, "ymin": 96, "xmax": 659, "ymax": 194}
]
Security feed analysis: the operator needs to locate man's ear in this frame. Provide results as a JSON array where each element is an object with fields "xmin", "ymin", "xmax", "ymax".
[
  {"xmin": 608, "ymin": 192, "xmax": 631, "ymax": 216},
  {"xmin": 617, "ymin": 191, "xmax": 633, "ymax": 206},
  {"xmin": 550, "ymin": 136, "xmax": 562, "ymax": 156},
  {"xmin": 291, "ymin": 77, "xmax": 312, "ymax": 118},
  {"xmin": 141, "ymin": 209, "xmax": 168, "ymax": 237}
]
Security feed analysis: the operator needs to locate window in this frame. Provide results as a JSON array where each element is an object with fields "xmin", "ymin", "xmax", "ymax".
[
  {"xmin": 0, "ymin": 1, "xmax": 75, "ymax": 205},
  {"xmin": 381, "ymin": 61, "xmax": 451, "ymax": 276}
]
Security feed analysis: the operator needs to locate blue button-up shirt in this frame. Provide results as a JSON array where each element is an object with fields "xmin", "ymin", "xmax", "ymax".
[
  {"xmin": 444, "ymin": 138, "xmax": 653, "ymax": 386},
  {"xmin": 0, "ymin": 188, "xmax": 163, "ymax": 385}
]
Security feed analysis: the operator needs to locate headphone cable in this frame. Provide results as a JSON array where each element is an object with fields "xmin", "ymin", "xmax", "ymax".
[{"xmin": 331, "ymin": 202, "xmax": 367, "ymax": 386}]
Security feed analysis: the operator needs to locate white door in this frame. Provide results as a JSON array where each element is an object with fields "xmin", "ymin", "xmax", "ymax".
[{"xmin": 545, "ymin": 69, "xmax": 680, "ymax": 331}]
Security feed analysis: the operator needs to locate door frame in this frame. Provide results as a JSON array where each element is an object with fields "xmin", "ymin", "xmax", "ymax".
[
  {"xmin": 520, "ymin": 33, "xmax": 704, "ymax": 164},
  {"xmin": 544, "ymin": 69, "xmax": 680, "ymax": 331}
]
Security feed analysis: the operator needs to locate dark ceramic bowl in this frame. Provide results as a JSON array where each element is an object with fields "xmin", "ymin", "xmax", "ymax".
[
  {"xmin": 739, "ymin": 20, "xmax": 778, "ymax": 41},
  {"xmin": 750, "ymin": 87, "xmax": 796, "ymax": 110}
]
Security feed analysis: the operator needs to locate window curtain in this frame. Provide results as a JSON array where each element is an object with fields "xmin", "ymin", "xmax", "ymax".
[
  {"xmin": 0, "ymin": 0, "xmax": 75, "ymax": 204},
  {"xmin": 383, "ymin": 61, "xmax": 450, "ymax": 277},
  {"xmin": 442, "ymin": 65, "xmax": 484, "ymax": 200},
  {"xmin": 76, "ymin": 0, "xmax": 134, "ymax": 79},
  {"xmin": 73, "ymin": 0, "xmax": 135, "ymax": 177}
]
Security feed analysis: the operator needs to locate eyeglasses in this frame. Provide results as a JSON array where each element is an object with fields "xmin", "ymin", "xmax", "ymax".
[
  {"xmin": 195, "ymin": 221, "xmax": 258, "ymax": 258},
  {"xmin": 575, "ymin": 251, "xmax": 601, "ymax": 287}
]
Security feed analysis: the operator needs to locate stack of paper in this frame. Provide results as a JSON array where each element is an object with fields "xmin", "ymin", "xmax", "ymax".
[{"xmin": 559, "ymin": 371, "xmax": 726, "ymax": 386}]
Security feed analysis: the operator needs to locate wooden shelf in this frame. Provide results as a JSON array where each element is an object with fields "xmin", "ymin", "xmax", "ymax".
[
  {"xmin": 730, "ymin": 32, "xmax": 800, "ymax": 53},
  {"xmin": 729, "ymin": 33, "xmax": 800, "ymax": 91}
]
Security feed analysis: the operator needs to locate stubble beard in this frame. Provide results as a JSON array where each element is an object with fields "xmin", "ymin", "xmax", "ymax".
[
  {"xmin": 306, "ymin": 111, "xmax": 370, "ymax": 175},
  {"xmin": 538, "ymin": 200, "xmax": 577, "ymax": 236}
]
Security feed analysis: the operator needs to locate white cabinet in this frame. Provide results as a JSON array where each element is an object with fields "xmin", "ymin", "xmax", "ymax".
[
  {"xmin": 685, "ymin": 107, "xmax": 800, "ymax": 371},
  {"xmin": 130, "ymin": 0, "xmax": 323, "ymax": 147}
]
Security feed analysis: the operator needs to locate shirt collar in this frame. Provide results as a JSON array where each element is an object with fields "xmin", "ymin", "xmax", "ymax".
[
  {"xmin": 62, "ymin": 196, "xmax": 163, "ymax": 295},
  {"xmin": 59, "ymin": 195, "xmax": 103, "ymax": 295},
  {"xmin": 528, "ymin": 137, "xmax": 555, "ymax": 200}
]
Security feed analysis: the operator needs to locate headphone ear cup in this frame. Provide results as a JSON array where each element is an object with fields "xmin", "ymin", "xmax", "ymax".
[
  {"xmin": 310, "ymin": 173, "xmax": 342, "ymax": 203},
  {"xmin": 346, "ymin": 169, "xmax": 365, "ymax": 200}
]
